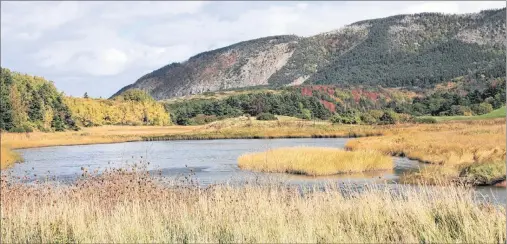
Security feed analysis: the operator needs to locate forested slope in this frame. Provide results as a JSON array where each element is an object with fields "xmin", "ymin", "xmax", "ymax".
[
  {"xmin": 116, "ymin": 8, "xmax": 506, "ymax": 99},
  {"xmin": 0, "ymin": 68, "xmax": 171, "ymax": 132}
]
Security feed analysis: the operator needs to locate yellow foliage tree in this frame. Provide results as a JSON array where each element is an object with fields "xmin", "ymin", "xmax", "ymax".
[{"xmin": 64, "ymin": 97, "xmax": 171, "ymax": 126}]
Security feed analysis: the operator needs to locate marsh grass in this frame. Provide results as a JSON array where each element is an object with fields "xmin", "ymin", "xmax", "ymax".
[
  {"xmin": 459, "ymin": 161, "xmax": 507, "ymax": 185},
  {"xmin": 346, "ymin": 119, "xmax": 506, "ymax": 166},
  {"xmin": 0, "ymin": 146, "xmax": 21, "ymax": 169},
  {"xmin": 1, "ymin": 166, "xmax": 505, "ymax": 243},
  {"xmin": 238, "ymin": 147, "xmax": 393, "ymax": 176},
  {"xmin": 1, "ymin": 125, "xmax": 200, "ymax": 150},
  {"xmin": 346, "ymin": 119, "xmax": 506, "ymax": 184},
  {"xmin": 150, "ymin": 117, "xmax": 384, "ymax": 141}
]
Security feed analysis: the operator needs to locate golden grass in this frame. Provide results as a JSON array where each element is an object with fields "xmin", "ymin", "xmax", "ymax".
[
  {"xmin": 0, "ymin": 145, "xmax": 21, "ymax": 169},
  {"xmin": 345, "ymin": 119, "xmax": 506, "ymax": 166},
  {"xmin": 238, "ymin": 147, "xmax": 393, "ymax": 176},
  {"xmin": 1, "ymin": 125, "xmax": 200, "ymax": 150},
  {"xmin": 1, "ymin": 168, "xmax": 504, "ymax": 243},
  {"xmin": 346, "ymin": 119, "xmax": 506, "ymax": 184},
  {"xmin": 151, "ymin": 116, "xmax": 384, "ymax": 141}
]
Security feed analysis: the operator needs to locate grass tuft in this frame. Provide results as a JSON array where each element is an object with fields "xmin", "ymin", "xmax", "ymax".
[{"xmin": 238, "ymin": 147, "xmax": 393, "ymax": 176}]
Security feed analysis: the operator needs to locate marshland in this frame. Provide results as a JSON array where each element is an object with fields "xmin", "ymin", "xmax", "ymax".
[
  {"xmin": 2, "ymin": 115, "xmax": 506, "ymax": 242},
  {"xmin": 2, "ymin": 4, "xmax": 507, "ymax": 243}
]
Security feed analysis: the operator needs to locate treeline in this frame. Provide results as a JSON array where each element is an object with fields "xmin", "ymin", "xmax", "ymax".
[
  {"xmin": 390, "ymin": 78, "xmax": 506, "ymax": 116},
  {"xmin": 0, "ymin": 68, "xmax": 77, "ymax": 132},
  {"xmin": 65, "ymin": 90, "xmax": 170, "ymax": 127},
  {"xmin": 166, "ymin": 91, "xmax": 332, "ymax": 125},
  {"xmin": 167, "ymin": 75, "xmax": 505, "ymax": 126},
  {"xmin": 0, "ymin": 68, "xmax": 171, "ymax": 132}
]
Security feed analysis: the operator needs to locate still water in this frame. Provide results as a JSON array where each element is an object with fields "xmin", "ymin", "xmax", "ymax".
[{"xmin": 5, "ymin": 138, "xmax": 506, "ymax": 203}]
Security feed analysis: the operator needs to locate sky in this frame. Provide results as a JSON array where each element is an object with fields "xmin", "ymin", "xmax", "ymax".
[{"xmin": 1, "ymin": 1, "xmax": 505, "ymax": 98}]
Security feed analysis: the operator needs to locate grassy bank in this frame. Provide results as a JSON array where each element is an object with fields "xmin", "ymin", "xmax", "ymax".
[
  {"xmin": 145, "ymin": 116, "xmax": 383, "ymax": 141},
  {"xmin": 420, "ymin": 106, "xmax": 506, "ymax": 122},
  {"xmin": 0, "ymin": 146, "xmax": 21, "ymax": 169},
  {"xmin": 238, "ymin": 147, "xmax": 392, "ymax": 176},
  {"xmin": 1, "ymin": 169, "xmax": 504, "ymax": 243},
  {"xmin": 403, "ymin": 161, "xmax": 507, "ymax": 186},
  {"xmin": 1, "ymin": 125, "xmax": 200, "ymax": 150},
  {"xmin": 346, "ymin": 119, "xmax": 506, "ymax": 184}
]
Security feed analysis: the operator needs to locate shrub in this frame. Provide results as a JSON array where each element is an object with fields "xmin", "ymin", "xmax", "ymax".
[
  {"xmin": 51, "ymin": 115, "xmax": 66, "ymax": 131},
  {"xmin": 359, "ymin": 113, "xmax": 377, "ymax": 125},
  {"xmin": 414, "ymin": 117, "xmax": 438, "ymax": 124},
  {"xmin": 449, "ymin": 105, "xmax": 473, "ymax": 116},
  {"xmin": 397, "ymin": 113, "xmax": 414, "ymax": 123},
  {"xmin": 191, "ymin": 114, "xmax": 219, "ymax": 125},
  {"xmin": 330, "ymin": 113, "xmax": 361, "ymax": 125},
  {"xmin": 301, "ymin": 109, "xmax": 312, "ymax": 120},
  {"xmin": 9, "ymin": 124, "xmax": 33, "ymax": 133},
  {"xmin": 256, "ymin": 113, "xmax": 277, "ymax": 121},
  {"xmin": 379, "ymin": 110, "xmax": 399, "ymax": 124},
  {"xmin": 471, "ymin": 103, "xmax": 493, "ymax": 115},
  {"xmin": 368, "ymin": 110, "xmax": 385, "ymax": 121},
  {"xmin": 83, "ymin": 120, "xmax": 97, "ymax": 127}
]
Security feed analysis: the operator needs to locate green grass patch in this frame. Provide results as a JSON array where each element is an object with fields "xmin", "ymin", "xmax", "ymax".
[
  {"xmin": 460, "ymin": 161, "xmax": 506, "ymax": 185},
  {"xmin": 419, "ymin": 106, "xmax": 506, "ymax": 122}
]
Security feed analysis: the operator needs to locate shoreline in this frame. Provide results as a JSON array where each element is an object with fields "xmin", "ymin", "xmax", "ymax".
[{"xmin": 2, "ymin": 119, "xmax": 505, "ymax": 187}]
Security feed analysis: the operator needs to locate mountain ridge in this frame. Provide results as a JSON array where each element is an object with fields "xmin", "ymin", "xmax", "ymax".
[{"xmin": 113, "ymin": 8, "xmax": 506, "ymax": 100}]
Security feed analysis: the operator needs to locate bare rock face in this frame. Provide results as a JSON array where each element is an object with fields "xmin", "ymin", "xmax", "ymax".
[
  {"xmin": 113, "ymin": 8, "xmax": 506, "ymax": 100},
  {"xmin": 113, "ymin": 35, "xmax": 299, "ymax": 100}
]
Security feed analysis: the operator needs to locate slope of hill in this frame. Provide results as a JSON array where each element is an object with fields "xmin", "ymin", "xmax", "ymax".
[
  {"xmin": 114, "ymin": 8, "xmax": 506, "ymax": 100},
  {"xmin": 114, "ymin": 35, "xmax": 300, "ymax": 99},
  {"xmin": 0, "ymin": 68, "xmax": 172, "ymax": 132}
]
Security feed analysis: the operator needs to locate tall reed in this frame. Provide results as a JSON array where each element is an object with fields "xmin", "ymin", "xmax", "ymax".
[{"xmin": 1, "ymin": 168, "xmax": 504, "ymax": 243}]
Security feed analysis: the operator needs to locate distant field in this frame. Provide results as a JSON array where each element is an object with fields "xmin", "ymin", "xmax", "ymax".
[{"xmin": 420, "ymin": 106, "xmax": 506, "ymax": 122}]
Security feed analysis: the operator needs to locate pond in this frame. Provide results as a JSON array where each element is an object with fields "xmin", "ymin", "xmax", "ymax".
[{"xmin": 4, "ymin": 138, "xmax": 506, "ymax": 203}]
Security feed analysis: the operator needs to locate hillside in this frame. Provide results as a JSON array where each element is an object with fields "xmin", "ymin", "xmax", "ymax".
[
  {"xmin": 0, "ymin": 68, "xmax": 172, "ymax": 132},
  {"xmin": 115, "ymin": 8, "xmax": 506, "ymax": 100}
]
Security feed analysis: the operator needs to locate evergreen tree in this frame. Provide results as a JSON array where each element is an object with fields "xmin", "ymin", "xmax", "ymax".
[{"xmin": 0, "ymin": 68, "xmax": 14, "ymax": 131}]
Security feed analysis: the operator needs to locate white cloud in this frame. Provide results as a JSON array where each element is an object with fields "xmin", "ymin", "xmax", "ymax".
[
  {"xmin": 1, "ymin": 1, "xmax": 89, "ymax": 40},
  {"xmin": 1, "ymin": 1, "xmax": 504, "ymax": 97},
  {"xmin": 405, "ymin": 1, "xmax": 505, "ymax": 14}
]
